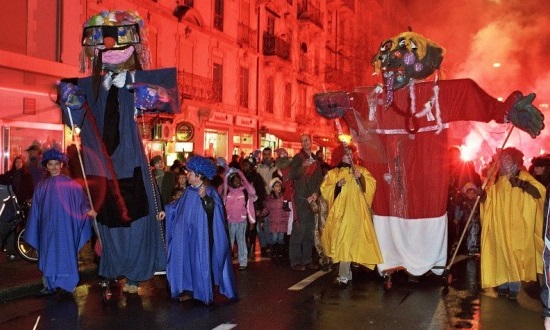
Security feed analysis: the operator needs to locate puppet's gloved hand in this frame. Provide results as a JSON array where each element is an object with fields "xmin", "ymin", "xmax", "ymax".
[
  {"xmin": 58, "ymin": 82, "xmax": 85, "ymax": 110},
  {"xmin": 128, "ymin": 83, "xmax": 169, "ymax": 110},
  {"xmin": 314, "ymin": 91, "xmax": 352, "ymax": 119},
  {"xmin": 507, "ymin": 93, "xmax": 545, "ymax": 138}
]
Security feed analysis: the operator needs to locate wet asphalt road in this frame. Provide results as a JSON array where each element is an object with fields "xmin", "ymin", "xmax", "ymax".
[{"xmin": 0, "ymin": 255, "xmax": 544, "ymax": 329}]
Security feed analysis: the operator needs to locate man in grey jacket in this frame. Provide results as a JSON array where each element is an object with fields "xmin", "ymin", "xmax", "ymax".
[{"xmin": 289, "ymin": 134, "xmax": 324, "ymax": 271}]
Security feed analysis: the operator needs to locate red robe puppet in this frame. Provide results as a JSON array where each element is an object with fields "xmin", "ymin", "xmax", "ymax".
[{"xmin": 315, "ymin": 32, "xmax": 544, "ymax": 277}]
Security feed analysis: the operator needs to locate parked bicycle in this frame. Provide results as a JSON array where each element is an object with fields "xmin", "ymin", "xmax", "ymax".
[{"xmin": 0, "ymin": 184, "xmax": 37, "ymax": 263}]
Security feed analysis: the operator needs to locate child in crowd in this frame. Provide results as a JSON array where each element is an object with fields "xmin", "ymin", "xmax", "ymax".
[
  {"xmin": 264, "ymin": 178, "xmax": 292, "ymax": 261},
  {"xmin": 221, "ymin": 168, "xmax": 257, "ymax": 270},
  {"xmin": 171, "ymin": 187, "xmax": 185, "ymax": 202},
  {"xmin": 174, "ymin": 171, "xmax": 188, "ymax": 190},
  {"xmin": 455, "ymin": 182, "xmax": 481, "ymax": 256}
]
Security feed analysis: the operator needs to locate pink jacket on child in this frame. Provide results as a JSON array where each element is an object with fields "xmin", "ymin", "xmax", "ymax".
[{"xmin": 220, "ymin": 168, "xmax": 257, "ymax": 224}]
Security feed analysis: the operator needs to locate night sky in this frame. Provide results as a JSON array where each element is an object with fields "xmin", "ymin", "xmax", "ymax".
[{"xmin": 389, "ymin": 0, "xmax": 550, "ymax": 165}]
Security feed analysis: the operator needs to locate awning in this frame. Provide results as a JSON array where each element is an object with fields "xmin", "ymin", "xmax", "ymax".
[{"xmin": 268, "ymin": 129, "xmax": 302, "ymax": 143}]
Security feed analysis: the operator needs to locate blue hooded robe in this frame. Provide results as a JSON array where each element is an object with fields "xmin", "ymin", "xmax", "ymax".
[
  {"xmin": 24, "ymin": 175, "xmax": 92, "ymax": 292},
  {"xmin": 165, "ymin": 184, "xmax": 238, "ymax": 304}
]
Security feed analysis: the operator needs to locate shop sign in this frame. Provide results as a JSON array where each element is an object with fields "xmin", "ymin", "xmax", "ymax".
[
  {"xmin": 234, "ymin": 116, "xmax": 256, "ymax": 128},
  {"xmin": 210, "ymin": 112, "xmax": 233, "ymax": 125},
  {"xmin": 175, "ymin": 122, "xmax": 194, "ymax": 142}
]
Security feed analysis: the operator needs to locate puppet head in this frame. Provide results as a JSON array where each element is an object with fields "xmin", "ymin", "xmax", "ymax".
[
  {"xmin": 372, "ymin": 31, "xmax": 444, "ymax": 92},
  {"xmin": 80, "ymin": 10, "xmax": 151, "ymax": 74}
]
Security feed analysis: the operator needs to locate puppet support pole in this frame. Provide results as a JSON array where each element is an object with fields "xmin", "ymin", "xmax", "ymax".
[{"xmin": 65, "ymin": 107, "xmax": 103, "ymax": 251}]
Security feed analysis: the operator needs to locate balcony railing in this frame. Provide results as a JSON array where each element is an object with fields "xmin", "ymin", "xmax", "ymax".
[
  {"xmin": 178, "ymin": 71, "xmax": 222, "ymax": 103},
  {"xmin": 262, "ymin": 32, "xmax": 290, "ymax": 61},
  {"xmin": 237, "ymin": 23, "xmax": 258, "ymax": 51},
  {"xmin": 297, "ymin": 2, "xmax": 323, "ymax": 29}
]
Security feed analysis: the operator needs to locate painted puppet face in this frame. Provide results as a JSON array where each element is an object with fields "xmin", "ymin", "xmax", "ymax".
[{"xmin": 372, "ymin": 32, "xmax": 444, "ymax": 91}]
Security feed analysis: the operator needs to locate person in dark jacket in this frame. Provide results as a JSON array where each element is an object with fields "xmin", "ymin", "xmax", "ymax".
[
  {"xmin": 289, "ymin": 134, "xmax": 324, "ymax": 271},
  {"xmin": 0, "ymin": 156, "xmax": 34, "ymax": 260}
]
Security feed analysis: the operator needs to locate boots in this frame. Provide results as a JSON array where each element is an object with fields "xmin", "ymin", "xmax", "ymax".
[
  {"xmin": 271, "ymin": 244, "xmax": 279, "ymax": 262},
  {"xmin": 260, "ymin": 247, "xmax": 269, "ymax": 258}
]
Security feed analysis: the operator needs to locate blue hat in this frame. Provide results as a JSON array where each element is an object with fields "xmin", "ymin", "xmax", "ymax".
[
  {"xmin": 186, "ymin": 156, "xmax": 217, "ymax": 180},
  {"xmin": 41, "ymin": 148, "xmax": 68, "ymax": 166}
]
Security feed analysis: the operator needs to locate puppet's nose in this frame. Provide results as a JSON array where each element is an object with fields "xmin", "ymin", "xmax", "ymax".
[{"xmin": 103, "ymin": 37, "xmax": 116, "ymax": 49}]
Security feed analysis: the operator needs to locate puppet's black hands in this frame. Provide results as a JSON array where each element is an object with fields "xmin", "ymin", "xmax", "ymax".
[
  {"xmin": 507, "ymin": 93, "xmax": 544, "ymax": 138},
  {"xmin": 58, "ymin": 81, "xmax": 85, "ymax": 110},
  {"xmin": 479, "ymin": 190, "xmax": 487, "ymax": 203},
  {"xmin": 508, "ymin": 175, "xmax": 524, "ymax": 188},
  {"xmin": 509, "ymin": 175, "xmax": 541, "ymax": 199}
]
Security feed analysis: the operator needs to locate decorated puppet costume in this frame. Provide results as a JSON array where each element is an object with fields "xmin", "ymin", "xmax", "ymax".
[
  {"xmin": 314, "ymin": 31, "xmax": 544, "ymax": 277},
  {"xmin": 57, "ymin": 11, "xmax": 179, "ymax": 284}
]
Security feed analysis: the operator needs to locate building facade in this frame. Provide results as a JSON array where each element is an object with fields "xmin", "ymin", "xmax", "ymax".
[{"xmin": 0, "ymin": 0, "xmax": 389, "ymax": 171}]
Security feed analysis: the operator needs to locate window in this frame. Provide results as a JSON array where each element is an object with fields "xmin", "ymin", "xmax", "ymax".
[
  {"xmin": 213, "ymin": 63, "xmax": 223, "ymax": 102},
  {"xmin": 266, "ymin": 76, "xmax": 274, "ymax": 114},
  {"xmin": 284, "ymin": 83, "xmax": 292, "ymax": 118},
  {"xmin": 239, "ymin": 67, "xmax": 249, "ymax": 108},
  {"xmin": 214, "ymin": 0, "xmax": 224, "ymax": 31},
  {"xmin": 0, "ymin": 0, "xmax": 60, "ymax": 61},
  {"xmin": 298, "ymin": 86, "xmax": 307, "ymax": 118},
  {"xmin": 267, "ymin": 16, "xmax": 275, "ymax": 35}
]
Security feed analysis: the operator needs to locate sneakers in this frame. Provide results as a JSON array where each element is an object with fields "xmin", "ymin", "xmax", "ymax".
[
  {"xmin": 177, "ymin": 293, "xmax": 193, "ymax": 302},
  {"xmin": 305, "ymin": 262, "xmax": 320, "ymax": 270},
  {"xmin": 292, "ymin": 264, "xmax": 306, "ymax": 271},
  {"xmin": 123, "ymin": 283, "xmax": 139, "ymax": 294},
  {"xmin": 508, "ymin": 291, "xmax": 519, "ymax": 300},
  {"xmin": 36, "ymin": 287, "xmax": 54, "ymax": 297},
  {"xmin": 335, "ymin": 277, "xmax": 350, "ymax": 285},
  {"xmin": 239, "ymin": 265, "xmax": 248, "ymax": 271}
]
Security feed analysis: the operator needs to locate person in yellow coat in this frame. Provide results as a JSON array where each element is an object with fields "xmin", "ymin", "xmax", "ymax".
[
  {"xmin": 481, "ymin": 147, "xmax": 545, "ymax": 300},
  {"xmin": 320, "ymin": 146, "xmax": 383, "ymax": 285}
]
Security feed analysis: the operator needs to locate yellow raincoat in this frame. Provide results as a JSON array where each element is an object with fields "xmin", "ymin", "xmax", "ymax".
[
  {"xmin": 480, "ymin": 170, "xmax": 545, "ymax": 288},
  {"xmin": 320, "ymin": 165, "xmax": 383, "ymax": 269}
]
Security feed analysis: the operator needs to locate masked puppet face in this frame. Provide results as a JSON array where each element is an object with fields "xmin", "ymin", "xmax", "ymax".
[
  {"xmin": 80, "ymin": 10, "xmax": 150, "ymax": 74},
  {"xmin": 372, "ymin": 32, "xmax": 444, "ymax": 91}
]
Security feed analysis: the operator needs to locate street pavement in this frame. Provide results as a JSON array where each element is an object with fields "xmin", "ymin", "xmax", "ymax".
[
  {"xmin": 0, "ymin": 242, "xmax": 97, "ymax": 302},
  {"xmin": 0, "ymin": 245, "xmax": 546, "ymax": 329}
]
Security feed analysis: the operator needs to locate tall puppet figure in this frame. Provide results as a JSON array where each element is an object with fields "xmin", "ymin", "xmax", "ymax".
[
  {"xmin": 314, "ymin": 31, "xmax": 544, "ymax": 282},
  {"xmin": 57, "ymin": 10, "xmax": 179, "ymax": 292}
]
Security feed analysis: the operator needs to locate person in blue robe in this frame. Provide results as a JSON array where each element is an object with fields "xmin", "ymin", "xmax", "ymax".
[
  {"xmin": 159, "ymin": 156, "xmax": 238, "ymax": 305},
  {"xmin": 24, "ymin": 148, "xmax": 95, "ymax": 294}
]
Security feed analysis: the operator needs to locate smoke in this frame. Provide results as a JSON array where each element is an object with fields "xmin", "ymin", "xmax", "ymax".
[{"xmin": 397, "ymin": 0, "xmax": 550, "ymax": 165}]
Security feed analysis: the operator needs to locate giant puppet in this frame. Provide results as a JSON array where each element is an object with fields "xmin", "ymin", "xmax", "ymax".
[
  {"xmin": 314, "ymin": 31, "xmax": 544, "ymax": 280},
  {"xmin": 57, "ymin": 10, "xmax": 179, "ymax": 287}
]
